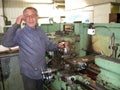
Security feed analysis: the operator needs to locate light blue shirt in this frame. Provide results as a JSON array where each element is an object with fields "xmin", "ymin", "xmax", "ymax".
[{"xmin": 2, "ymin": 23, "xmax": 58, "ymax": 79}]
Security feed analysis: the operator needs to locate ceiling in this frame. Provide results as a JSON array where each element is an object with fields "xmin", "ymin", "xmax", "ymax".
[
  {"xmin": 53, "ymin": 0, "xmax": 65, "ymax": 3},
  {"xmin": 3, "ymin": 0, "xmax": 65, "ymax": 4},
  {"xmin": 53, "ymin": 0, "xmax": 65, "ymax": 8},
  {"xmin": 3, "ymin": 0, "xmax": 65, "ymax": 8}
]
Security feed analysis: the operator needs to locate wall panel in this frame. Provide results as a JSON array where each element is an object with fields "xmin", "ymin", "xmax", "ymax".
[
  {"xmin": 65, "ymin": 0, "xmax": 117, "ymax": 10},
  {"xmin": 3, "ymin": 1, "xmax": 64, "ymax": 24},
  {"xmin": 0, "ymin": 0, "xmax": 5, "ymax": 33},
  {"xmin": 94, "ymin": 3, "xmax": 111, "ymax": 23}
]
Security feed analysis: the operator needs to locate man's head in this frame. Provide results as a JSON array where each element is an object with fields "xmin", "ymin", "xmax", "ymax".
[{"xmin": 23, "ymin": 7, "xmax": 38, "ymax": 28}]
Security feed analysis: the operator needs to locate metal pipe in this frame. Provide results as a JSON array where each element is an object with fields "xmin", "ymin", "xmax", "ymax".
[{"xmin": 2, "ymin": 0, "xmax": 6, "ymax": 25}]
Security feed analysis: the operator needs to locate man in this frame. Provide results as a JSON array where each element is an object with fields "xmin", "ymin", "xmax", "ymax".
[{"xmin": 2, "ymin": 7, "xmax": 68, "ymax": 90}]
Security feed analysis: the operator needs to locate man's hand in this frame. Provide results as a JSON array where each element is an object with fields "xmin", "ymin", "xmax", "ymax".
[
  {"xmin": 58, "ymin": 41, "xmax": 70, "ymax": 54},
  {"xmin": 58, "ymin": 41, "xmax": 70, "ymax": 49},
  {"xmin": 16, "ymin": 15, "xmax": 25, "ymax": 24}
]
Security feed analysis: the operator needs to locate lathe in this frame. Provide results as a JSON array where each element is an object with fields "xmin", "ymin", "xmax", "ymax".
[
  {"xmin": 0, "ymin": 22, "xmax": 120, "ymax": 90},
  {"xmin": 41, "ymin": 22, "xmax": 120, "ymax": 90}
]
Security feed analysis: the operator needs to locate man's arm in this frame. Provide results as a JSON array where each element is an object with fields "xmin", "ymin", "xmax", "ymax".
[
  {"xmin": 2, "ymin": 23, "xmax": 20, "ymax": 47},
  {"xmin": 2, "ymin": 15, "xmax": 24, "ymax": 47}
]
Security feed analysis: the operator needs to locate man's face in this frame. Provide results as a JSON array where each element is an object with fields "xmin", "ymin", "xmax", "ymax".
[{"xmin": 23, "ymin": 9, "xmax": 38, "ymax": 28}]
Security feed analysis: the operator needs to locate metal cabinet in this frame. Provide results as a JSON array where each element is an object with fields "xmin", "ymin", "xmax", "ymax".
[{"xmin": 0, "ymin": 53, "xmax": 24, "ymax": 90}]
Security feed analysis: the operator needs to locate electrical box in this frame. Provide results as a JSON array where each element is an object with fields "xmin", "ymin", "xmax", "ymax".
[{"xmin": 109, "ymin": 13, "xmax": 120, "ymax": 23}]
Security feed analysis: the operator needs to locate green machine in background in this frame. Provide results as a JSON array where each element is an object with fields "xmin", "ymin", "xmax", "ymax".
[
  {"xmin": 86, "ymin": 23, "xmax": 120, "ymax": 90},
  {"xmin": 95, "ymin": 55, "xmax": 120, "ymax": 90},
  {"xmin": 41, "ymin": 23, "xmax": 63, "ymax": 33},
  {"xmin": 92, "ymin": 23, "xmax": 120, "ymax": 90},
  {"xmin": 41, "ymin": 23, "xmax": 120, "ymax": 90}
]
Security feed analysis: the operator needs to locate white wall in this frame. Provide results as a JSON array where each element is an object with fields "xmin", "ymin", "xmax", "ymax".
[
  {"xmin": 0, "ymin": 0, "xmax": 5, "ymax": 33},
  {"xmin": 4, "ymin": 1, "xmax": 65, "ymax": 25},
  {"xmin": 94, "ymin": 3, "xmax": 111, "ymax": 23},
  {"xmin": 65, "ymin": 6, "xmax": 94, "ymax": 23},
  {"xmin": 65, "ymin": 0, "xmax": 117, "ymax": 10},
  {"xmin": 2, "ymin": 0, "xmax": 120, "ymax": 25},
  {"xmin": 65, "ymin": 0, "xmax": 120, "ymax": 23}
]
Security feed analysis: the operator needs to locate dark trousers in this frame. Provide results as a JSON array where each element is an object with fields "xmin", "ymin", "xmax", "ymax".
[{"xmin": 21, "ymin": 74, "xmax": 43, "ymax": 90}]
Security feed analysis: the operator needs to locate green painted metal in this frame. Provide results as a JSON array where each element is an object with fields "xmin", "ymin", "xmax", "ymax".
[
  {"xmin": 31, "ymin": 22, "xmax": 120, "ymax": 58},
  {"xmin": 43, "ymin": 23, "xmax": 90, "ymax": 57},
  {"xmin": 0, "ymin": 82, "xmax": 3, "ymax": 90},
  {"xmin": 0, "ymin": 53, "xmax": 24, "ymax": 90},
  {"xmin": 48, "ymin": 23, "xmax": 120, "ymax": 90},
  {"xmin": 95, "ymin": 55, "xmax": 120, "ymax": 90},
  {"xmin": 93, "ymin": 23, "xmax": 120, "ymax": 59},
  {"xmin": 41, "ymin": 23, "xmax": 64, "ymax": 33},
  {"xmin": 74, "ymin": 23, "xmax": 89, "ymax": 57},
  {"xmin": 74, "ymin": 23, "xmax": 120, "ymax": 59},
  {"xmin": 50, "ymin": 73, "xmax": 71, "ymax": 90},
  {"xmin": 81, "ymin": 23, "xmax": 120, "ymax": 89},
  {"xmin": 50, "ymin": 73, "xmax": 93, "ymax": 90}
]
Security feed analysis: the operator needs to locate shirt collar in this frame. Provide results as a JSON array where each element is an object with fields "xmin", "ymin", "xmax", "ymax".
[{"xmin": 25, "ymin": 25, "xmax": 38, "ymax": 31}]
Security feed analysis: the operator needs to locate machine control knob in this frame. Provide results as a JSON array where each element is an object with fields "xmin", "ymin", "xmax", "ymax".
[{"xmin": 78, "ymin": 62, "xmax": 87, "ymax": 69}]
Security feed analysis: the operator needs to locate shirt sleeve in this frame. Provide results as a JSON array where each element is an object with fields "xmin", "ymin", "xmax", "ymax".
[
  {"xmin": 39, "ymin": 29, "xmax": 59, "ymax": 51},
  {"xmin": 2, "ymin": 23, "xmax": 20, "ymax": 47},
  {"xmin": 45, "ymin": 37, "xmax": 59, "ymax": 51}
]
